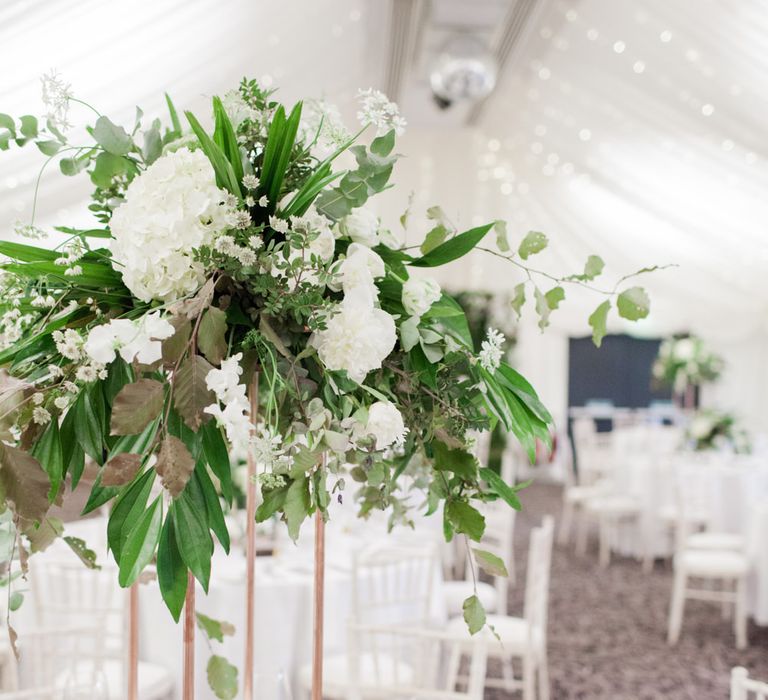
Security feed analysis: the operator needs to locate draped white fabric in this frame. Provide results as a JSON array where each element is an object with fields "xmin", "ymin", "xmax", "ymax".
[{"xmin": 1, "ymin": 0, "xmax": 766, "ymax": 426}]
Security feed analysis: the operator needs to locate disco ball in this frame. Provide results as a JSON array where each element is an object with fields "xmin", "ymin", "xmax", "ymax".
[{"xmin": 429, "ymin": 34, "xmax": 497, "ymax": 108}]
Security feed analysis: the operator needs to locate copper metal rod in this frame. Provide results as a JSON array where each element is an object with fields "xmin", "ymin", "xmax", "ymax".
[
  {"xmin": 183, "ymin": 571, "xmax": 195, "ymax": 699},
  {"xmin": 311, "ymin": 504, "xmax": 326, "ymax": 700},
  {"xmin": 127, "ymin": 583, "xmax": 139, "ymax": 700},
  {"xmin": 243, "ymin": 371, "xmax": 260, "ymax": 700}
]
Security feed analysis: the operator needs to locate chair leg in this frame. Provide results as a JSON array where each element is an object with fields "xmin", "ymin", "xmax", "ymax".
[
  {"xmin": 537, "ymin": 649, "xmax": 550, "ymax": 700},
  {"xmin": 598, "ymin": 517, "xmax": 611, "ymax": 568},
  {"xmin": 445, "ymin": 647, "xmax": 463, "ymax": 692},
  {"xmin": 522, "ymin": 654, "xmax": 536, "ymax": 700},
  {"xmin": 558, "ymin": 500, "xmax": 574, "ymax": 545},
  {"xmin": 501, "ymin": 658, "xmax": 515, "ymax": 692},
  {"xmin": 667, "ymin": 567, "xmax": 686, "ymax": 645},
  {"xmin": 576, "ymin": 511, "xmax": 589, "ymax": 556},
  {"xmin": 735, "ymin": 577, "xmax": 748, "ymax": 649}
]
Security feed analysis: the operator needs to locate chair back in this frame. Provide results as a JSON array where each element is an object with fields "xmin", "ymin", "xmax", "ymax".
[
  {"xmin": 731, "ymin": 667, "xmax": 768, "ymax": 700},
  {"xmin": 464, "ymin": 499, "xmax": 515, "ymax": 615},
  {"xmin": 523, "ymin": 516, "xmax": 555, "ymax": 643},
  {"xmin": 30, "ymin": 559, "xmax": 126, "ymax": 673},
  {"xmin": 672, "ymin": 460, "xmax": 716, "ymax": 550},
  {"xmin": 351, "ymin": 543, "xmax": 437, "ymax": 628},
  {"xmin": 2, "ymin": 625, "xmax": 100, "ymax": 697},
  {"xmin": 346, "ymin": 625, "xmax": 487, "ymax": 700}
]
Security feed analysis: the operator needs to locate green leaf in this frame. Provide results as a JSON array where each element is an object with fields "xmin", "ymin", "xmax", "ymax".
[
  {"xmin": 369, "ymin": 129, "xmax": 395, "ymax": 156},
  {"xmin": 473, "ymin": 548, "xmax": 508, "ymax": 577},
  {"xmin": 399, "ymin": 316, "xmax": 420, "ymax": 352},
  {"xmin": 36, "ymin": 140, "xmax": 61, "ymax": 156},
  {"xmin": 0, "ymin": 443, "xmax": 50, "ymax": 523},
  {"xmin": 92, "ymin": 116, "xmax": 133, "ymax": 155},
  {"xmin": 118, "ymin": 497, "xmax": 162, "ymax": 587},
  {"xmin": 110, "ymin": 379, "xmax": 164, "ymax": 436},
  {"xmin": 73, "ymin": 387, "xmax": 104, "ymax": 464},
  {"xmin": 9, "ymin": 592, "xmax": 23, "ymax": 612},
  {"xmin": 545, "ymin": 286, "xmax": 565, "ymax": 311},
  {"xmin": 60, "ymin": 409, "xmax": 85, "ymax": 489},
  {"xmin": 201, "ymin": 421, "xmax": 233, "ymax": 504},
  {"xmin": 463, "ymin": 595, "xmax": 486, "ymax": 635},
  {"xmin": 30, "ymin": 418, "xmax": 63, "ymax": 501},
  {"xmin": 19, "ymin": 115, "xmax": 38, "ymax": 139},
  {"xmin": 495, "ymin": 364, "xmax": 553, "ymax": 425},
  {"xmin": 510, "ymin": 282, "xmax": 526, "ymax": 318},
  {"xmin": 198, "ymin": 307, "xmax": 228, "ymax": 366},
  {"xmin": 446, "ymin": 500, "xmax": 485, "ymax": 542},
  {"xmin": 173, "ymin": 479, "xmax": 213, "ymax": 592},
  {"xmin": 411, "ymin": 223, "xmax": 494, "ymax": 268},
  {"xmin": 157, "ymin": 515, "xmax": 186, "ymax": 622},
  {"xmin": 0, "ymin": 114, "xmax": 16, "ymax": 134},
  {"xmin": 107, "ymin": 468, "xmax": 155, "ymax": 560},
  {"xmin": 173, "ymin": 355, "xmax": 216, "ymax": 431},
  {"xmin": 534, "ymin": 286, "xmax": 563, "ymax": 330},
  {"xmin": 285, "ymin": 476, "xmax": 310, "ymax": 542},
  {"xmin": 64, "ymin": 535, "xmax": 100, "ymax": 569},
  {"xmin": 582, "ymin": 255, "xmax": 604, "ymax": 280},
  {"xmin": 142, "ymin": 120, "xmax": 163, "ymax": 164},
  {"xmin": 212, "ymin": 97, "xmax": 244, "ymax": 186},
  {"xmin": 165, "ymin": 93, "xmax": 182, "ymax": 134},
  {"xmin": 90, "ymin": 152, "xmax": 130, "ymax": 188},
  {"xmin": 588, "ymin": 300, "xmax": 611, "ymax": 348},
  {"xmin": 196, "ymin": 612, "xmax": 235, "ymax": 643},
  {"xmin": 479, "ymin": 466, "xmax": 523, "ymax": 510},
  {"xmin": 518, "ymin": 231, "xmax": 548, "ymax": 260},
  {"xmin": 207, "ymin": 655, "xmax": 238, "ymax": 700},
  {"xmin": 185, "ymin": 110, "xmax": 241, "ymax": 196},
  {"xmin": 267, "ymin": 102, "xmax": 302, "ymax": 204},
  {"xmin": 255, "ymin": 484, "xmax": 288, "ymax": 522},
  {"xmin": 156, "ymin": 436, "xmax": 196, "ymax": 498},
  {"xmin": 432, "ymin": 442, "xmax": 478, "ymax": 480},
  {"xmin": 195, "ymin": 462, "xmax": 230, "ymax": 553},
  {"xmin": 420, "ymin": 225, "xmax": 449, "ymax": 256},
  {"xmin": 494, "ymin": 220, "xmax": 509, "ymax": 252},
  {"xmin": 616, "ymin": 286, "xmax": 650, "ymax": 321}
]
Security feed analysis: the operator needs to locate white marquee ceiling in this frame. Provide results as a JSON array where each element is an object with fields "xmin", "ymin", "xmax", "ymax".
[{"xmin": 1, "ymin": 0, "xmax": 766, "ymax": 339}]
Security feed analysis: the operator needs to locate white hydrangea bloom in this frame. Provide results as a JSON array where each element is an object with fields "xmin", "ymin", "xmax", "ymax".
[
  {"xmin": 84, "ymin": 312, "xmax": 175, "ymax": 365},
  {"xmin": 355, "ymin": 400, "xmax": 408, "ymax": 450},
  {"xmin": 339, "ymin": 207, "xmax": 379, "ymax": 247},
  {"xmin": 110, "ymin": 148, "xmax": 234, "ymax": 302},
  {"xmin": 311, "ymin": 295, "xmax": 396, "ymax": 382},
  {"xmin": 402, "ymin": 277, "xmax": 441, "ymax": 318}
]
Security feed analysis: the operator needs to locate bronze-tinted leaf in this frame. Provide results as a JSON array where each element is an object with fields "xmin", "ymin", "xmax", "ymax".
[
  {"xmin": 24, "ymin": 516, "xmax": 63, "ymax": 553},
  {"xmin": 173, "ymin": 355, "xmax": 215, "ymax": 431},
  {"xmin": 169, "ymin": 278, "xmax": 215, "ymax": 320},
  {"xmin": 162, "ymin": 316, "xmax": 192, "ymax": 368},
  {"xmin": 0, "ymin": 443, "xmax": 50, "ymax": 523},
  {"xmin": 110, "ymin": 379, "xmax": 164, "ymax": 436},
  {"xmin": 101, "ymin": 453, "xmax": 142, "ymax": 486},
  {"xmin": 156, "ymin": 435, "xmax": 195, "ymax": 498},
  {"xmin": 197, "ymin": 307, "xmax": 227, "ymax": 365}
]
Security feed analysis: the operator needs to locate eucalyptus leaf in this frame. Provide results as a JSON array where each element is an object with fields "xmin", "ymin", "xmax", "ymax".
[
  {"xmin": 617, "ymin": 286, "xmax": 650, "ymax": 321},
  {"xmin": 92, "ymin": 116, "xmax": 133, "ymax": 156},
  {"xmin": 518, "ymin": 231, "xmax": 548, "ymax": 260},
  {"xmin": 588, "ymin": 300, "xmax": 611, "ymax": 348}
]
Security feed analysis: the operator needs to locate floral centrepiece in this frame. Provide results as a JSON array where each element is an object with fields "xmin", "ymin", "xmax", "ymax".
[
  {"xmin": 687, "ymin": 409, "xmax": 750, "ymax": 453},
  {"xmin": 653, "ymin": 335, "xmax": 724, "ymax": 394},
  {"xmin": 0, "ymin": 76, "xmax": 655, "ymax": 639}
]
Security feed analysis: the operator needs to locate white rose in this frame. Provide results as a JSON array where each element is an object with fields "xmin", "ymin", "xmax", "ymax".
[
  {"xmin": 356, "ymin": 400, "xmax": 407, "ymax": 450},
  {"xmin": 690, "ymin": 415, "xmax": 713, "ymax": 439},
  {"xmin": 402, "ymin": 277, "xmax": 441, "ymax": 318},
  {"xmin": 328, "ymin": 243, "xmax": 385, "ymax": 299},
  {"xmin": 675, "ymin": 338, "xmax": 695, "ymax": 361},
  {"xmin": 311, "ymin": 296, "xmax": 396, "ymax": 382},
  {"xmin": 339, "ymin": 207, "xmax": 379, "ymax": 247}
]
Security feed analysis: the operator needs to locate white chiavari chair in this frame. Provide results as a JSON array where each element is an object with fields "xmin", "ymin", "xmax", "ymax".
[
  {"xmin": 30, "ymin": 559, "xmax": 173, "ymax": 698},
  {"xmin": 299, "ymin": 542, "xmax": 439, "ymax": 698},
  {"xmin": 346, "ymin": 626, "xmax": 487, "ymax": 700},
  {"xmin": 732, "ymin": 667, "xmax": 768, "ymax": 700},
  {"xmin": 444, "ymin": 499, "xmax": 516, "ymax": 618},
  {"xmin": 446, "ymin": 516, "xmax": 555, "ymax": 700}
]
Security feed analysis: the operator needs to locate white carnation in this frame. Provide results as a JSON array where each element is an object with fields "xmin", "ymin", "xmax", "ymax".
[
  {"xmin": 110, "ymin": 148, "xmax": 234, "ymax": 302},
  {"xmin": 402, "ymin": 277, "xmax": 441, "ymax": 318},
  {"xmin": 356, "ymin": 400, "xmax": 408, "ymax": 450},
  {"xmin": 339, "ymin": 207, "xmax": 379, "ymax": 247},
  {"xmin": 311, "ymin": 296, "xmax": 396, "ymax": 382}
]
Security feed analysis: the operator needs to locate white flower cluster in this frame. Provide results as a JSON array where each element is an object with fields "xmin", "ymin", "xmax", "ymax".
[
  {"xmin": 402, "ymin": 277, "xmax": 441, "ymax": 319},
  {"xmin": 55, "ymin": 239, "xmax": 86, "ymax": 277},
  {"xmin": 84, "ymin": 312, "xmax": 175, "ymax": 365},
  {"xmin": 110, "ymin": 148, "xmax": 235, "ymax": 302},
  {"xmin": 354, "ymin": 400, "xmax": 408, "ymax": 450},
  {"xmin": 204, "ymin": 353, "xmax": 251, "ymax": 453},
  {"xmin": 300, "ymin": 99, "xmax": 351, "ymax": 159},
  {"xmin": 479, "ymin": 327, "xmax": 506, "ymax": 373},
  {"xmin": 13, "ymin": 222, "xmax": 47, "ymax": 240},
  {"xmin": 221, "ymin": 90, "xmax": 260, "ymax": 129},
  {"xmin": 40, "ymin": 69, "xmax": 72, "ymax": 130},
  {"xmin": 271, "ymin": 208, "xmax": 336, "ymax": 289},
  {"xmin": 356, "ymin": 88, "xmax": 407, "ymax": 135}
]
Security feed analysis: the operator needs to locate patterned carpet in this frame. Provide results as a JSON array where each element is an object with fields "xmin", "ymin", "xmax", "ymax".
[{"xmin": 486, "ymin": 483, "xmax": 768, "ymax": 700}]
